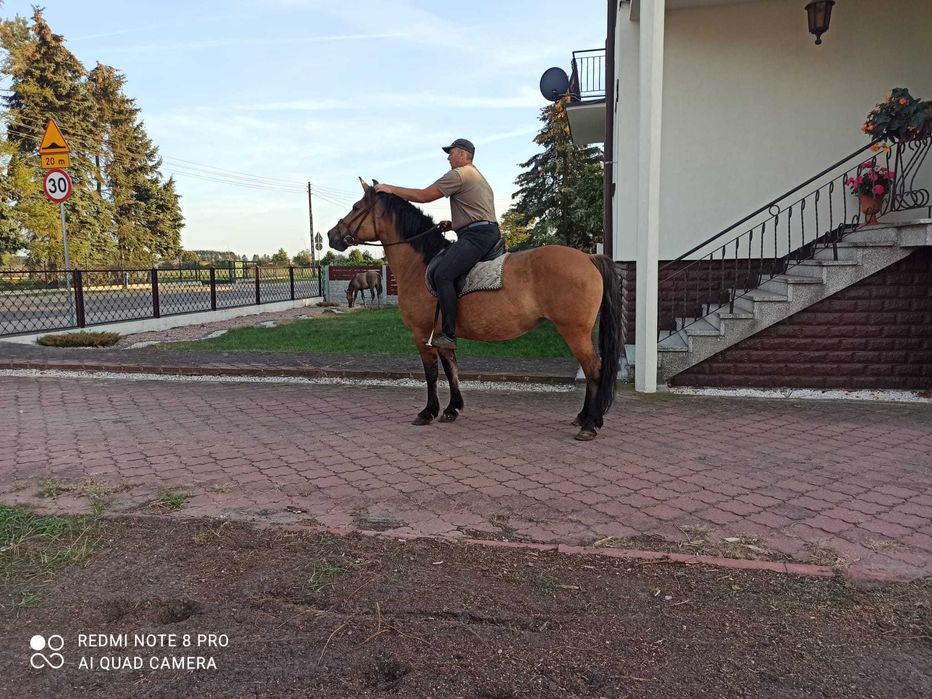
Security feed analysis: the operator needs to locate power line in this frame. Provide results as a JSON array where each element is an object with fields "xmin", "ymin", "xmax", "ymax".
[
  {"xmin": 2, "ymin": 111, "xmax": 354, "ymax": 197},
  {"xmin": 2, "ymin": 121, "xmax": 309, "ymax": 193}
]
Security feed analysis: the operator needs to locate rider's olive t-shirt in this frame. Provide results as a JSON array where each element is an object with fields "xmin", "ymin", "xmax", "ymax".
[{"xmin": 432, "ymin": 164, "xmax": 496, "ymax": 231}]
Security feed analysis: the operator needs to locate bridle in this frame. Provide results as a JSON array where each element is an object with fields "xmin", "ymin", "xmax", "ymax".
[{"xmin": 338, "ymin": 194, "xmax": 443, "ymax": 248}]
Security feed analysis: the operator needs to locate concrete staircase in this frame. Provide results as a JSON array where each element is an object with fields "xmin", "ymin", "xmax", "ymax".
[{"xmin": 657, "ymin": 219, "xmax": 932, "ymax": 383}]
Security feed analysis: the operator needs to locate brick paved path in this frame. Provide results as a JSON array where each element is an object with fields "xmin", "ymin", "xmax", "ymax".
[{"xmin": 2, "ymin": 374, "xmax": 931, "ymax": 579}]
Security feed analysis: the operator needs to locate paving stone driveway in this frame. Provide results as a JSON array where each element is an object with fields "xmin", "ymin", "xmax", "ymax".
[{"xmin": 2, "ymin": 373, "xmax": 931, "ymax": 580}]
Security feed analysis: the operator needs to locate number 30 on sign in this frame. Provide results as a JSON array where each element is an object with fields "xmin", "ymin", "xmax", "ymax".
[{"xmin": 43, "ymin": 169, "xmax": 72, "ymax": 203}]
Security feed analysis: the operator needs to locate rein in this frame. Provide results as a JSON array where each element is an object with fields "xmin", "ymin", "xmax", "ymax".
[
  {"xmin": 339, "ymin": 197, "xmax": 442, "ymax": 248},
  {"xmin": 354, "ymin": 225, "xmax": 441, "ymax": 248}
]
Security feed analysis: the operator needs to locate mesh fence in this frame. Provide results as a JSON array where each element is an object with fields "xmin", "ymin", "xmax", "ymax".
[
  {"xmin": 0, "ymin": 265, "xmax": 322, "ymax": 336},
  {"xmin": 0, "ymin": 269, "xmax": 76, "ymax": 335}
]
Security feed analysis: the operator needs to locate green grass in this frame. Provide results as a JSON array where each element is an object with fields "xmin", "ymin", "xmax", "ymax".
[
  {"xmin": 169, "ymin": 306, "xmax": 574, "ymax": 358},
  {"xmin": 151, "ymin": 490, "xmax": 190, "ymax": 512},
  {"xmin": 0, "ymin": 505, "xmax": 99, "ymax": 591}
]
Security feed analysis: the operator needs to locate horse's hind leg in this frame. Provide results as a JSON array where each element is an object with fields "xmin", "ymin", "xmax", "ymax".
[
  {"xmin": 438, "ymin": 350, "xmax": 464, "ymax": 422},
  {"xmin": 413, "ymin": 342, "xmax": 441, "ymax": 425},
  {"xmin": 556, "ymin": 324, "xmax": 603, "ymax": 441}
]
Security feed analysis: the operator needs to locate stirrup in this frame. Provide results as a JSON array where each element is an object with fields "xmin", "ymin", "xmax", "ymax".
[{"xmin": 426, "ymin": 333, "xmax": 456, "ymax": 350}]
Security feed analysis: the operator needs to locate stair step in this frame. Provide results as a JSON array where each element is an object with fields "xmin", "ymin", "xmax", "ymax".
[
  {"xmin": 771, "ymin": 274, "xmax": 823, "ymax": 284},
  {"xmin": 732, "ymin": 290, "xmax": 788, "ymax": 313},
  {"xmin": 843, "ymin": 228, "xmax": 900, "ymax": 243},
  {"xmin": 795, "ymin": 259, "xmax": 860, "ymax": 266},
  {"xmin": 682, "ymin": 318, "xmax": 721, "ymax": 337},
  {"xmin": 717, "ymin": 311, "xmax": 755, "ymax": 320},
  {"xmin": 744, "ymin": 289, "xmax": 788, "ymax": 301},
  {"xmin": 657, "ymin": 330, "xmax": 688, "ymax": 351}
]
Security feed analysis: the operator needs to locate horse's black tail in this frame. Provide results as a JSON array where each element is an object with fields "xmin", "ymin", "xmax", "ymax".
[{"xmin": 590, "ymin": 254, "xmax": 621, "ymax": 416}]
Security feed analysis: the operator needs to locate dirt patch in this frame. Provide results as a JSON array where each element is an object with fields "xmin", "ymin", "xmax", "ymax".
[
  {"xmin": 590, "ymin": 530, "xmax": 788, "ymax": 562},
  {"xmin": 1, "ymin": 516, "xmax": 930, "ymax": 697},
  {"xmin": 114, "ymin": 305, "xmax": 339, "ymax": 348}
]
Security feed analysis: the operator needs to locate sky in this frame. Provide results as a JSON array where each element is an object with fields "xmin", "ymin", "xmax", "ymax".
[{"xmin": 1, "ymin": 0, "xmax": 605, "ymax": 259}]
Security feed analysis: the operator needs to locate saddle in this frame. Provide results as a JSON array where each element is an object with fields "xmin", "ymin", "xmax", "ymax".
[{"xmin": 425, "ymin": 238, "xmax": 507, "ymax": 298}]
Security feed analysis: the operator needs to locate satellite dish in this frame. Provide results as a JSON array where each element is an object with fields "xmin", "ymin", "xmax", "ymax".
[{"xmin": 539, "ymin": 67, "xmax": 569, "ymax": 102}]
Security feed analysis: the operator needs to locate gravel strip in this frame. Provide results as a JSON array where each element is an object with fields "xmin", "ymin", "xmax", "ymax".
[{"xmin": 0, "ymin": 368, "xmax": 579, "ymax": 393}]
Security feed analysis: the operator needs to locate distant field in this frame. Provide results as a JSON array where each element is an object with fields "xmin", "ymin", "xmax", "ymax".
[{"xmin": 170, "ymin": 306, "xmax": 574, "ymax": 357}]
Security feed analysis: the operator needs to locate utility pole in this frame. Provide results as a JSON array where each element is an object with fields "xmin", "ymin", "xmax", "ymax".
[{"xmin": 307, "ymin": 182, "xmax": 315, "ymax": 265}]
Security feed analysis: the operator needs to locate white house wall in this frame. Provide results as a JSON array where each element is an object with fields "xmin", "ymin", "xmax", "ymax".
[{"xmin": 615, "ymin": 0, "xmax": 932, "ymax": 261}]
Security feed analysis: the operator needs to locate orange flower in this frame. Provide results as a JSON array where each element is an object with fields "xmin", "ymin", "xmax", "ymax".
[
  {"xmin": 883, "ymin": 146, "xmax": 892, "ymax": 154},
  {"xmin": 870, "ymin": 143, "xmax": 881, "ymax": 152},
  {"xmin": 899, "ymin": 97, "xmax": 908, "ymax": 105}
]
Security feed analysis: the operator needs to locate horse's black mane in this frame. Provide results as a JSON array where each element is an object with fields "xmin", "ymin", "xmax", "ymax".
[{"xmin": 375, "ymin": 192, "xmax": 451, "ymax": 264}]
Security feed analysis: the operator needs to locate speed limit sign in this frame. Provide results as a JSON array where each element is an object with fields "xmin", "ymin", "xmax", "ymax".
[{"xmin": 43, "ymin": 169, "xmax": 72, "ymax": 203}]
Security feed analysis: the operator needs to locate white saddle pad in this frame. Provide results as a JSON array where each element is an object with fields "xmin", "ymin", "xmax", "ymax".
[{"xmin": 426, "ymin": 252, "xmax": 509, "ymax": 298}]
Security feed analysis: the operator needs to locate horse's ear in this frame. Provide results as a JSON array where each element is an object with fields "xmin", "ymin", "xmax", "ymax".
[
  {"xmin": 358, "ymin": 177, "xmax": 371, "ymax": 192},
  {"xmin": 372, "ymin": 179, "xmax": 380, "ymax": 187}
]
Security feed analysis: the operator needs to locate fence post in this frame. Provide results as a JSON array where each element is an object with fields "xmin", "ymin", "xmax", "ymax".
[
  {"xmin": 320, "ymin": 264, "xmax": 326, "ymax": 300},
  {"xmin": 151, "ymin": 268, "xmax": 160, "ymax": 318},
  {"xmin": 210, "ymin": 267, "xmax": 217, "ymax": 311},
  {"xmin": 289, "ymin": 266, "xmax": 295, "ymax": 300},
  {"xmin": 73, "ymin": 269, "xmax": 86, "ymax": 328},
  {"xmin": 254, "ymin": 265, "xmax": 261, "ymax": 305}
]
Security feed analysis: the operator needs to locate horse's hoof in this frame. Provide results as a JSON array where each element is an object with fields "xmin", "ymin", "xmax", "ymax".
[
  {"xmin": 412, "ymin": 415, "xmax": 434, "ymax": 426},
  {"xmin": 574, "ymin": 429, "xmax": 597, "ymax": 441},
  {"xmin": 440, "ymin": 410, "xmax": 458, "ymax": 423},
  {"xmin": 572, "ymin": 416, "xmax": 582, "ymax": 427}
]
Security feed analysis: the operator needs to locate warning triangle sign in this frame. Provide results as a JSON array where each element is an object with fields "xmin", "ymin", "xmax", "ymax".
[{"xmin": 39, "ymin": 119, "xmax": 70, "ymax": 154}]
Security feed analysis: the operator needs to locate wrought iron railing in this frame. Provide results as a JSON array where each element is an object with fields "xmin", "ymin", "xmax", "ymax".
[
  {"xmin": 659, "ymin": 135, "xmax": 932, "ymax": 336},
  {"xmin": 0, "ymin": 264, "xmax": 323, "ymax": 336},
  {"xmin": 569, "ymin": 48, "xmax": 605, "ymax": 101}
]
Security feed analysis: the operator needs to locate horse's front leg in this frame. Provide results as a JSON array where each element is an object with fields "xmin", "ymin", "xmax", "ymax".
[
  {"xmin": 438, "ymin": 350, "xmax": 464, "ymax": 422},
  {"xmin": 412, "ymin": 343, "xmax": 441, "ymax": 426}
]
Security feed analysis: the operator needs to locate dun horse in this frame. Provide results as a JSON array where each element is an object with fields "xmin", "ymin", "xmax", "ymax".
[
  {"xmin": 328, "ymin": 179, "xmax": 620, "ymax": 441},
  {"xmin": 345, "ymin": 269, "xmax": 383, "ymax": 308}
]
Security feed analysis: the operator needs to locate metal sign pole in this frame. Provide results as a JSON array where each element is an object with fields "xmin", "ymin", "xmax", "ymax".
[
  {"xmin": 60, "ymin": 201, "xmax": 75, "ymax": 325},
  {"xmin": 307, "ymin": 182, "xmax": 315, "ymax": 266}
]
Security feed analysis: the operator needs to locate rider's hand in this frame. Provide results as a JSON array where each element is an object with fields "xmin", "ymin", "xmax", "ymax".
[
  {"xmin": 438, "ymin": 220, "xmax": 453, "ymax": 232},
  {"xmin": 374, "ymin": 183, "xmax": 394, "ymax": 195}
]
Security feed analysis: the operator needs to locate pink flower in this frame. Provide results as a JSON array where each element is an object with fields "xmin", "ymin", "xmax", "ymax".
[
  {"xmin": 856, "ymin": 176, "xmax": 864, "ymax": 186},
  {"xmin": 872, "ymin": 184, "xmax": 885, "ymax": 195},
  {"xmin": 887, "ymin": 170, "xmax": 895, "ymax": 179},
  {"xmin": 867, "ymin": 170, "xmax": 878, "ymax": 181},
  {"xmin": 860, "ymin": 160, "xmax": 876, "ymax": 169}
]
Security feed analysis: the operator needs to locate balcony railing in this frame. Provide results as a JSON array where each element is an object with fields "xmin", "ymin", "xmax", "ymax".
[{"xmin": 569, "ymin": 49, "xmax": 605, "ymax": 101}]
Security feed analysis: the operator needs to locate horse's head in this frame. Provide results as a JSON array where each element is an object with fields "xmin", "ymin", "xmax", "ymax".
[
  {"xmin": 328, "ymin": 178, "xmax": 383, "ymax": 252},
  {"xmin": 345, "ymin": 286, "xmax": 355, "ymax": 307}
]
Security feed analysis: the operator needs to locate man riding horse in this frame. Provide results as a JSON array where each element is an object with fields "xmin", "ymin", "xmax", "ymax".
[{"xmin": 375, "ymin": 138, "xmax": 501, "ymax": 350}]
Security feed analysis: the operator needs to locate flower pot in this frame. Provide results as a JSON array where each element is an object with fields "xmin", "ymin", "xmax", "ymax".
[{"xmin": 858, "ymin": 192, "xmax": 885, "ymax": 226}]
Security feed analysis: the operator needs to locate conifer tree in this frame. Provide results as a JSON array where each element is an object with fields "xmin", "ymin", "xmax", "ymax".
[
  {"xmin": 89, "ymin": 63, "xmax": 182, "ymax": 265},
  {"xmin": 512, "ymin": 97, "xmax": 604, "ymax": 251},
  {"xmin": 1, "ymin": 8, "xmax": 114, "ymax": 267}
]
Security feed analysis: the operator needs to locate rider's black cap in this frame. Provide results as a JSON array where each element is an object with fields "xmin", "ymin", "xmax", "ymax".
[{"xmin": 442, "ymin": 138, "xmax": 475, "ymax": 156}]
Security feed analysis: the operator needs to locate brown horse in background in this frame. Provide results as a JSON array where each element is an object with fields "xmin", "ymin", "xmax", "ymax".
[
  {"xmin": 327, "ymin": 179, "xmax": 620, "ymax": 441},
  {"xmin": 345, "ymin": 269, "xmax": 383, "ymax": 307}
]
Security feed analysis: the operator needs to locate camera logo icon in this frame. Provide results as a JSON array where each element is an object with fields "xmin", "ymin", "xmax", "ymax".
[{"xmin": 29, "ymin": 635, "xmax": 65, "ymax": 669}]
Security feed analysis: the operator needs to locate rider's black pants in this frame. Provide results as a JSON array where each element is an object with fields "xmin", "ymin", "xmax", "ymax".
[{"xmin": 432, "ymin": 222, "xmax": 501, "ymax": 337}]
